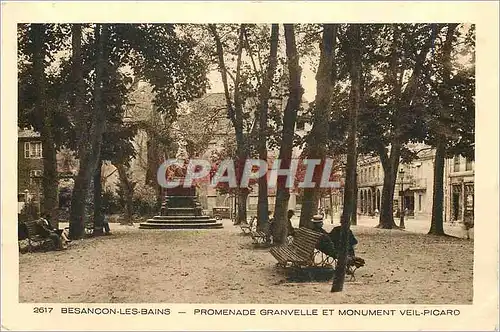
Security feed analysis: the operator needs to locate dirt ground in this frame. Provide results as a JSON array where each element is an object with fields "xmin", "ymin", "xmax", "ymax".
[{"xmin": 18, "ymin": 219, "xmax": 473, "ymax": 304}]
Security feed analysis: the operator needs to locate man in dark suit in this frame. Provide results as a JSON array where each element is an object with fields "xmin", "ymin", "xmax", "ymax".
[{"xmin": 311, "ymin": 215, "xmax": 359, "ymax": 258}]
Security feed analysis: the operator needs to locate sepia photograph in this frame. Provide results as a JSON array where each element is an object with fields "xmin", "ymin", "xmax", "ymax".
[
  {"xmin": 1, "ymin": 1, "xmax": 498, "ymax": 331},
  {"xmin": 16, "ymin": 21, "xmax": 476, "ymax": 304}
]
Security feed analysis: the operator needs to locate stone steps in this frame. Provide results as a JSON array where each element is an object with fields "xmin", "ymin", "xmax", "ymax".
[
  {"xmin": 139, "ymin": 221, "xmax": 224, "ymax": 229},
  {"xmin": 150, "ymin": 215, "xmax": 213, "ymax": 221}
]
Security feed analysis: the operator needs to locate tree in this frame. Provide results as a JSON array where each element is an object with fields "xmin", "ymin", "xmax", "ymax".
[
  {"xmin": 332, "ymin": 24, "xmax": 362, "ymax": 292},
  {"xmin": 358, "ymin": 24, "xmax": 440, "ymax": 229},
  {"xmin": 209, "ymin": 24, "xmax": 251, "ymax": 225},
  {"xmin": 67, "ymin": 24, "xmax": 207, "ymax": 237},
  {"xmin": 32, "ymin": 24, "xmax": 58, "ymax": 221},
  {"xmin": 424, "ymin": 24, "xmax": 475, "ymax": 235},
  {"xmin": 269, "ymin": 24, "xmax": 305, "ymax": 243},
  {"xmin": 299, "ymin": 24, "xmax": 338, "ymax": 228},
  {"xmin": 121, "ymin": 24, "xmax": 208, "ymax": 208},
  {"xmin": 116, "ymin": 163, "xmax": 137, "ymax": 224},
  {"xmin": 255, "ymin": 24, "xmax": 279, "ymax": 231},
  {"xmin": 18, "ymin": 24, "xmax": 71, "ymax": 224},
  {"xmin": 69, "ymin": 24, "xmax": 110, "ymax": 239}
]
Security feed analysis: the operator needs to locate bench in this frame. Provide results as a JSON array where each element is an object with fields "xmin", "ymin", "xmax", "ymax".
[
  {"xmin": 249, "ymin": 218, "xmax": 274, "ymax": 245},
  {"xmin": 85, "ymin": 220, "xmax": 94, "ymax": 236},
  {"xmin": 270, "ymin": 227, "xmax": 324, "ymax": 268},
  {"xmin": 250, "ymin": 230, "xmax": 269, "ymax": 245},
  {"xmin": 240, "ymin": 216, "xmax": 256, "ymax": 234},
  {"xmin": 252, "ymin": 230, "xmax": 294, "ymax": 247},
  {"xmin": 22, "ymin": 220, "xmax": 56, "ymax": 252},
  {"xmin": 213, "ymin": 206, "xmax": 231, "ymax": 219},
  {"xmin": 270, "ymin": 227, "xmax": 365, "ymax": 281}
]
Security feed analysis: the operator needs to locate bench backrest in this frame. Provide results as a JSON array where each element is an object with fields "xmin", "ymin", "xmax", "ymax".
[
  {"xmin": 290, "ymin": 227, "xmax": 324, "ymax": 260},
  {"xmin": 18, "ymin": 222, "xmax": 29, "ymax": 240},
  {"xmin": 23, "ymin": 220, "xmax": 43, "ymax": 238}
]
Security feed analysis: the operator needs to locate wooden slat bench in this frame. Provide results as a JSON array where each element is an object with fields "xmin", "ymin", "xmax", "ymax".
[
  {"xmin": 240, "ymin": 216, "xmax": 256, "ymax": 235},
  {"xmin": 269, "ymin": 227, "xmax": 324, "ymax": 268},
  {"xmin": 270, "ymin": 227, "xmax": 365, "ymax": 281},
  {"xmin": 22, "ymin": 220, "xmax": 56, "ymax": 252},
  {"xmin": 250, "ymin": 230, "xmax": 269, "ymax": 245},
  {"xmin": 85, "ymin": 220, "xmax": 94, "ymax": 236}
]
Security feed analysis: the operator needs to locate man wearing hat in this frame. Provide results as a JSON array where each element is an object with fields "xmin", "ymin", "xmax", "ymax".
[
  {"xmin": 311, "ymin": 214, "xmax": 327, "ymax": 232},
  {"xmin": 311, "ymin": 215, "xmax": 337, "ymax": 257},
  {"xmin": 311, "ymin": 215, "xmax": 361, "ymax": 262}
]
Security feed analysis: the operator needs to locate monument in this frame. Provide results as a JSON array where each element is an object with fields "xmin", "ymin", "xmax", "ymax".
[{"xmin": 139, "ymin": 184, "xmax": 223, "ymax": 229}]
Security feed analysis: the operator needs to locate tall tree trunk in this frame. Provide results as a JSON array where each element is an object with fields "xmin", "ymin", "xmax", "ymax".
[
  {"xmin": 146, "ymin": 135, "xmax": 162, "ymax": 209},
  {"xmin": 233, "ymin": 25, "xmax": 249, "ymax": 225},
  {"xmin": 332, "ymin": 24, "xmax": 361, "ymax": 293},
  {"xmin": 93, "ymin": 159, "xmax": 104, "ymax": 235},
  {"xmin": 428, "ymin": 24, "xmax": 458, "ymax": 235},
  {"xmin": 429, "ymin": 139, "xmax": 446, "ymax": 235},
  {"xmin": 377, "ymin": 25, "xmax": 404, "ymax": 230},
  {"xmin": 272, "ymin": 24, "xmax": 304, "ymax": 244},
  {"xmin": 351, "ymin": 171, "xmax": 358, "ymax": 225},
  {"xmin": 209, "ymin": 24, "xmax": 248, "ymax": 225},
  {"xmin": 299, "ymin": 24, "xmax": 338, "ymax": 228},
  {"xmin": 375, "ymin": 25, "xmax": 436, "ymax": 230},
  {"xmin": 117, "ymin": 164, "xmax": 134, "ymax": 225},
  {"xmin": 257, "ymin": 24, "xmax": 279, "ymax": 231},
  {"xmin": 377, "ymin": 144, "xmax": 401, "ymax": 229},
  {"xmin": 32, "ymin": 24, "xmax": 58, "ymax": 225},
  {"xmin": 71, "ymin": 24, "xmax": 90, "ymax": 146},
  {"xmin": 69, "ymin": 24, "xmax": 109, "ymax": 239},
  {"xmin": 237, "ymin": 189, "xmax": 249, "ymax": 226},
  {"xmin": 329, "ymin": 191, "xmax": 334, "ymax": 224}
]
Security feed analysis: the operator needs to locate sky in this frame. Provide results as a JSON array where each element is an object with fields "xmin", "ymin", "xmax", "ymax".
[
  {"xmin": 205, "ymin": 24, "xmax": 474, "ymax": 103},
  {"xmin": 206, "ymin": 60, "xmax": 318, "ymax": 103}
]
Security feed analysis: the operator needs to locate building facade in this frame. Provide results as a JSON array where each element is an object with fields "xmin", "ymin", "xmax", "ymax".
[
  {"xmin": 18, "ymin": 129, "xmax": 44, "ymax": 213},
  {"xmin": 18, "ymin": 128, "xmax": 79, "ymax": 215},
  {"xmin": 356, "ymin": 147, "xmax": 474, "ymax": 223},
  {"xmin": 445, "ymin": 155, "xmax": 475, "ymax": 223}
]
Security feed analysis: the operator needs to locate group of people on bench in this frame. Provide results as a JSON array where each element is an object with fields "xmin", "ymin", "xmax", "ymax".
[
  {"xmin": 18, "ymin": 214, "xmax": 71, "ymax": 250},
  {"xmin": 273, "ymin": 210, "xmax": 361, "ymax": 264},
  {"xmin": 38, "ymin": 214, "xmax": 72, "ymax": 250}
]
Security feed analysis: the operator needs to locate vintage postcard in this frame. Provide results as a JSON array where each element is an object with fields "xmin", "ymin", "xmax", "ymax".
[{"xmin": 1, "ymin": 1, "xmax": 499, "ymax": 331}]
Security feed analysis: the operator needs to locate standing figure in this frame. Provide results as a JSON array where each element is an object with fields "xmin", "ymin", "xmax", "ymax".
[{"xmin": 286, "ymin": 209, "xmax": 296, "ymax": 237}]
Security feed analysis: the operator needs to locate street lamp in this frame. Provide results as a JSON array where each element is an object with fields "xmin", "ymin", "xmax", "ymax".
[{"xmin": 399, "ymin": 168, "xmax": 405, "ymax": 229}]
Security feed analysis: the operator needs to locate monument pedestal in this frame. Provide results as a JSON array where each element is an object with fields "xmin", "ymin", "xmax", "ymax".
[{"xmin": 139, "ymin": 186, "xmax": 223, "ymax": 230}]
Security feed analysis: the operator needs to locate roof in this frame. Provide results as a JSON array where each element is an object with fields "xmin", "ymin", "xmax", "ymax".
[{"xmin": 18, "ymin": 128, "xmax": 41, "ymax": 138}]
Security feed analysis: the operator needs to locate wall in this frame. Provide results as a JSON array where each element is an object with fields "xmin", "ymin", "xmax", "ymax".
[{"xmin": 18, "ymin": 137, "xmax": 44, "ymax": 197}]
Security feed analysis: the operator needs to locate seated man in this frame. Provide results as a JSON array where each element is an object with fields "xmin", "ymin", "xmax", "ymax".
[
  {"xmin": 329, "ymin": 226, "xmax": 365, "ymax": 268},
  {"xmin": 37, "ymin": 214, "xmax": 69, "ymax": 249},
  {"xmin": 329, "ymin": 225, "xmax": 358, "ymax": 257},
  {"xmin": 311, "ymin": 216, "xmax": 365, "ymax": 268},
  {"xmin": 311, "ymin": 215, "xmax": 337, "ymax": 258}
]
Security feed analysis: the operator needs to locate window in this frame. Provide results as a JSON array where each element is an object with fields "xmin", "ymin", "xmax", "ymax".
[
  {"xmin": 453, "ymin": 156, "xmax": 460, "ymax": 172},
  {"xmin": 465, "ymin": 158, "xmax": 473, "ymax": 171},
  {"xmin": 418, "ymin": 194, "xmax": 422, "ymax": 212},
  {"xmin": 18, "ymin": 193, "xmax": 26, "ymax": 202},
  {"xmin": 29, "ymin": 170, "xmax": 42, "ymax": 185},
  {"xmin": 377, "ymin": 165, "xmax": 380, "ymax": 180},
  {"xmin": 24, "ymin": 141, "xmax": 42, "ymax": 159}
]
